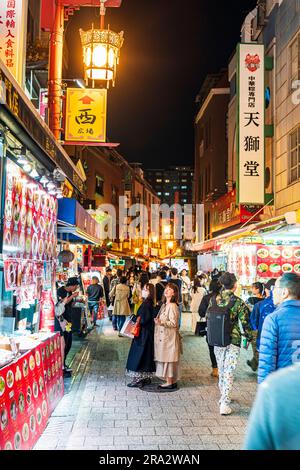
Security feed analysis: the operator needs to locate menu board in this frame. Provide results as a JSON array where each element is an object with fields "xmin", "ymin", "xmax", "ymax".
[
  {"xmin": 257, "ymin": 245, "xmax": 300, "ymax": 278},
  {"xmin": 3, "ymin": 160, "xmax": 57, "ymax": 263},
  {"xmin": 0, "ymin": 334, "xmax": 63, "ymax": 450}
]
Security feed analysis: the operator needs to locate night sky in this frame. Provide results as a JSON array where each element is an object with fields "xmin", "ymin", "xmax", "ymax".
[{"xmin": 66, "ymin": 0, "xmax": 257, "ymax": 168}]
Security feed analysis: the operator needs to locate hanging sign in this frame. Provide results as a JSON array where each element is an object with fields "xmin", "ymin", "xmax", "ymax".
[
  {"xmin": 237, "ymin": 43, "xmax": 265, "ymax": 205},
  {"xmin": 65, "ymin": 88, "xmax": 107, "ymax": 143},
  {"xmin": 0, "ymin": 0, "xmax": 28, "ymax": 87}
]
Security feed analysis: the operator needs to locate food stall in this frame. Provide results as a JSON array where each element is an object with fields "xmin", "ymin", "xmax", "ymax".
[{"xmin": 0, "ymin": 62, "xmax": 85, "ymax": 450}]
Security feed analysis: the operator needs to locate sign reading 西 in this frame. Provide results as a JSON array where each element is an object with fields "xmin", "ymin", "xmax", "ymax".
[
  {"xmin": 237, "ymin": 43, "xmax": 265, "ymax": 205},
  {"xmin": 65, "ymin": 88, "xmax": 107, "ymax": 143}
]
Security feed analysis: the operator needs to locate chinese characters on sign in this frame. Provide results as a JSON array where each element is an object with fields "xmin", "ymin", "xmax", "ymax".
[
  {"xmin": 238, "ymin": 44, "xmax": 265, "ymax": 205},
  {"xmin": 65, "ymin": 88, "xmax": 107, "ymax": 143},
  {"xmin": 0, "ymin": 0, "xmax": 27, "ymax": 86}
]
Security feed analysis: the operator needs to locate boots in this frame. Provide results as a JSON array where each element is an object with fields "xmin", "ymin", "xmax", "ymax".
[{"xmin": 211, "ymin": 368, "xmax": 219, "ymax": 378}]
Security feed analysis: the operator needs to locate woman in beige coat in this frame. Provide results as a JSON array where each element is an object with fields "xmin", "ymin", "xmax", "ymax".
[
  {"xmin": 111, "ymin": 276, "xmax": 131, "ymax": 335},
  {"xmin": 154, "ymin": 283, "xmax": 181, "ymax": 390}
]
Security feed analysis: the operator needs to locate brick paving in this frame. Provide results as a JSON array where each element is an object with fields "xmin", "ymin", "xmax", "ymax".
[{"xmin": 34, "ymin": 314, "xmax": 257, "ymax": 450}]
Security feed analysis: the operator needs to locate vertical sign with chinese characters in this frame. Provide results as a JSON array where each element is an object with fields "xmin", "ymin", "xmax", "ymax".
[
  {"xmin": 65, "ymin": 88, "xmax": 107, "ymax": 143},
  {"xmin": 237, "ymin": 43, "xmax": 265, "ymax": 205},
  {"xmin": 0, "ymin": 0, "xmax": 28, "ymax": 87}
]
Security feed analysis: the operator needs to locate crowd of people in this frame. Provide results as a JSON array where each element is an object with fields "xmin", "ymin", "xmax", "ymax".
[{"xmin": 54, "ymin": 265, "xmax": 300, "ymax": 448}]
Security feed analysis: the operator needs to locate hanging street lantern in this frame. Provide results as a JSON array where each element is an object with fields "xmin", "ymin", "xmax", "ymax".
[{"xmin": 80, "ymin": 0, "xmax": 124, "ymax": 88}]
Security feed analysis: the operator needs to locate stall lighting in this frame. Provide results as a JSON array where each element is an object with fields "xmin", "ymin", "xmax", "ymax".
[
  {"xmin": 18, "ymin": 155, "xmax": 28, "ymax": 165},
  {"xmin": 48, "ymin": 190, "xmax": 57, "ymax": 196},
  {"xmin": 47, "ymin": 182, "xmax": 56, "ymax": 190},
  {"xmin": 23, "ymin": 163, "xmax": 32, "ymax": 173},
  {"xmin": 40, "ymin": 176, "xmax": 49, "ymax": 185},
  {"xmin": 30, "ymin": 168, "xmax": 39, "ymax": 179}
]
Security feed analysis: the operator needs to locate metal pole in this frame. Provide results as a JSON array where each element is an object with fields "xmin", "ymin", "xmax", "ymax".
[{"xmin": 48, "ymin": 1, "xmax": 64, "ymax": 140}]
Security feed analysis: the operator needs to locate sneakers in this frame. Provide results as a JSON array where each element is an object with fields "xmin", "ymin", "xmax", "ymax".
[
  {"xmin": 220, "ymin": 403, "xmax": 232, "ymax": 415},
  {"xmin": 211, "ymin": 368, "xmax": 219, "ymax": 378}
]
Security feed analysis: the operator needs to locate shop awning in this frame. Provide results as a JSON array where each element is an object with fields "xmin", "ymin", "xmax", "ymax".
[
  {"xmin": 57, "ymin": 198, "xmax": 101, "ymax": 245},
  {"xmin": 191, "ymin": 212, "xmax": 299, "ymax": 253}
]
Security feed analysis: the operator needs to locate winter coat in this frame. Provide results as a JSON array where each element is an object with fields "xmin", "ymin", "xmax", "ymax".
[
  {"xmin": 250, "ymin": 293, "xmax": 276, "ymax": 350},
  {"xmin": 190, "ymin": 287, "xmax": 206, "ymax": 313},
  {"xmin": 258, "ymin": 300, "xmax": 300, "ymax": 384},
  {"xmin": 126, "ymin": 300, "xmax": 156, "ymax": 373},
  {"xmin": 112, "ymin": 284, "xmax": 131, "ymax": 316},
  {"xmin": 154, "ymin": 302, "xmax": 181, "ymax": 363}
]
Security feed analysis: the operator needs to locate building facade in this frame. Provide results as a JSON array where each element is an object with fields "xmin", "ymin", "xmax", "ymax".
[
  {"xmin": 144, "ymin": 166, "xmax": 194, "ymax": 207},
  {"xmin": 193, "ymin": 70, "xmax": 230, "ymax": 240},
  {"xmin": 275, "ymin": 0, "xmax": 300, "ymax": 214}
]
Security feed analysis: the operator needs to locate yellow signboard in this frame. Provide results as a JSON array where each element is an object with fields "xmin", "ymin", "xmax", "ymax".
[{"xmin": 65, "ymin": 88, "xmax": 107, "ymax": 143}]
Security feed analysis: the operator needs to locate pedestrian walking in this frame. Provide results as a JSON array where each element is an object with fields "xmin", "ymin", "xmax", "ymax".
[
  {"xmin": 198, "ymin": 278, "xmax": 222, "ymax": 378},
  {"xmin": 126, "ymin": 283, "xmax": 156, "ymax": 388},
  {"xmin": 190, "ymin": 276, "xmax": 206, "ymax": 333},
  {"xmin": 109, "ymin": 268, "xmax": 123, "ymax": 331},
  {"xmin": 56, "ymin": 277, "xmax": 80, "ymax": 377},
  {"xmin": 180, "ymin": 269, "xmax": 191, "ymax": 312},
  {"xmin": 103, "ymin": 267, "xmax": 113, "ymax": 320},
  {"xmin": 244, "ymin": 363, "xmax": 300, "ymax": 450},
  {"xmin": 258, "ymin": 273, "xmax": 300, "ymax": 384},
  {"xmin": 207, "ymin": 272, "xmax": 252, "ymax": 415},
  {"xmin": 245, "ymin": 282, "xmax": 265, "ymax": 372},
  {"xmin": 169, "ymin": 268, "xmax": 183, "ymax": 325},
  {"xmin": 247, "ymin": 279, "xmax": 276, "ymax": 372},
  {"xmin": 111, "ymin": 276, "xmax": 131, "ymax": 335},
  {"xmin": 155, "ymin": 271, "xmax": 168, "ymax": 315},
  {"xmin": 154, "ymin": 283, "xmax": 181, "ymax": 390},
  {"xmin": 86, "ymin": 276, "xmax": 104, "ymax": 326}
]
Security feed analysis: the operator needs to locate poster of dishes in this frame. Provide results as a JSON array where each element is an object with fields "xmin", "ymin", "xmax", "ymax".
[
  {"xmin": 0, "ymin": 334, "xmax": 63, "ymax": 451},
  {"xmin": 256, "ymin": 245, "xmax": 300, "ymax": 278},
  {"xmin": 3, "ymin": 160, "xmax": 57, "ymax": 263}
]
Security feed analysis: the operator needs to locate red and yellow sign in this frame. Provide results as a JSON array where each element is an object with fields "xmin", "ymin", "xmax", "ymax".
[{"xmin": 65, "ymin": 88, "xmax": 107, "ymax": 143}]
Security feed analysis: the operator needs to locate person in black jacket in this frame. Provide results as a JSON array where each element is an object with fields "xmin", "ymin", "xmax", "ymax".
[
  {"xmin": 103, "ymin": 267, "xmax": 112, "ymax": 319},
  {"xmin": 199, "ymin": 278, "xmax": 222, "ymax": 378},
  {"xmin": 126, "ymin": 283, "xmax": 156, "ymax": 388}
]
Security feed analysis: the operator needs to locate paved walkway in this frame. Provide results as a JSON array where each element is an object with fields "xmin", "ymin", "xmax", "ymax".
[{"xmin": 34, "ymin": 314, "xmax": 257, "ymax": 450}]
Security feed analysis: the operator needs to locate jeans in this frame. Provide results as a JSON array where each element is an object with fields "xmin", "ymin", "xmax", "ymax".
[
  {"xmin": 112, "ymin": 315, "xmax": 118, "ymax": 330},
  {"xmin": 208, "ymin": 344, "xmax": 218, "ymax": 369},
  {"xmin": 88, "ymin": 301, "xmax": 99, "ymax": 324},
  {"xmin": 63, "ymin": 330, "xmax": 72, "ymax": 368},
  {"xmin": 116, "ymin": 315, "xmax": 126, "ymax": 332}
]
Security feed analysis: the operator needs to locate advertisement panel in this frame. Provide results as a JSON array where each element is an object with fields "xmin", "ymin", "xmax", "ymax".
[{"xmin": 237, "ymin": 43, "xmax": 265, "ymax": 205}]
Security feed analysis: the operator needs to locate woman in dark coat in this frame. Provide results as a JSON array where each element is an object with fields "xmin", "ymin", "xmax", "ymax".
[{"xmin": 126, "ymin": 283, "xmax": 156, "ymax": 388}]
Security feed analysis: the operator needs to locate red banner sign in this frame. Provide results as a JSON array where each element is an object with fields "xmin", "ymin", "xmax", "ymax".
[{"xmin": 0, "ymin": 334, "xmax": 63, "ymax": 450}]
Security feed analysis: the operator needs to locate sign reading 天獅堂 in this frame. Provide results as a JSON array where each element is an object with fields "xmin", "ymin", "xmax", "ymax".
[
  {"xmin": 237, "ymin": 43, "xmax": 265, "ymax": 205},
  {"xmin": 65, "ymin": 88, "xmax": 107, "ymax": 143},
  {"xmin": 0, "ymin": 0, "xmax": 28, "ymax": 87}
]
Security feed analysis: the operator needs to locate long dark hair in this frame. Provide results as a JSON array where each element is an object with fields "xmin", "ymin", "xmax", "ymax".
[
  {"xmin": 144, "ymin": 283, "xmax": 155, "ymax": 304},
  {"xmin": 193, "ymin": 276, "xmax": 201, "ymax": 294}
]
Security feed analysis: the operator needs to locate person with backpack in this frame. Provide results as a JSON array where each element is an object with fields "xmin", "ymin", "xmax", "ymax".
[
  {"xmin": 245, "ymin": 282, "xmax": 265, "ymax": 372},
  {"xmin": 206, "ymin": 272, "xmax": 252, "ymax": 415},
  {"xmin": 198, "ymin": 278, "xmax": 222, "ymax": 378}
]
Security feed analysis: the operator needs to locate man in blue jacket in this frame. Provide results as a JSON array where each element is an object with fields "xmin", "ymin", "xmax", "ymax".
[
  {"xmin": 258, "ymin": 273, "xmax": 300, "ymax": 384},
  {"xmin": 244, "ymin": 363, "xmax": 300, "ymax": 450}
]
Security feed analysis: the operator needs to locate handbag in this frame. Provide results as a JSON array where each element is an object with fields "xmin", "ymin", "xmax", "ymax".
[
  {"xmin": 195, "ymin": 319, "xmax": 207, "ymax": 337},
  {"xmin": 119, "ymin": 317, "xmax": 135, "ymax": 339},
  {"xmin": 132, "ymin": 316, "xmax": 141, "ymax": 337}
]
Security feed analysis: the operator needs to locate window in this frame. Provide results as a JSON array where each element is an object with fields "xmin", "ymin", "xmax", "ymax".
[
  {"xmin": 289, "ymin": 128, "xmax": 300, "ymax": 184},
  {"xmin": 165, "ymin": 179, "xmax": 170, "ymax": 183},
  {"xmin": 95, "ymin": 175, "xmax": 104, "ymax": 196},
  {"xmin": 156, "ymin": 179, "xmax": 162, "ymax": 183},
  {"xmin": 290, "ymin": 35, "xmax": 300, "ymax": 88},
  {"xmin": 165, "ymin": 192, "xmax": 170, "ymax": 196}
]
